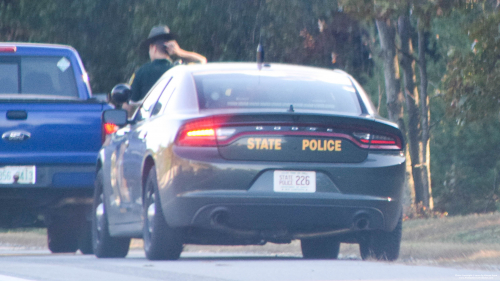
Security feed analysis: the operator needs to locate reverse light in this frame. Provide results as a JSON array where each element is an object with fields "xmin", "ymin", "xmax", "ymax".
[
  {"xmin": 371, "ymin": 134, "xmax": 397, "ymax": 145},
  {"xmin": 216, "ymin": 128, "xmax": 236, "ymax": 141},
  {"xmin": 353, "ymin": 132, "xmax": 401, "ymax": 150}
]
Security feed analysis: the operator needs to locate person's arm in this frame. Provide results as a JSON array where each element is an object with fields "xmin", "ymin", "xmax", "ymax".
[{"xmin": 166, "ymin": 41, "xmax": 207, "ymax": 64}]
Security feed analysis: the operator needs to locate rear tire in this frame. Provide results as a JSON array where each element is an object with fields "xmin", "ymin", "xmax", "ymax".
[
  {"xmin": 143, "ymin": 167, "xmax": 183, "ymax": 260},
  {"xmin": 359, "ymin": 215, "xmax": 402, "ymax": 261},
  {"xmin": 301, "ymin": 237, "xmax": 340, "ymax": 259},
  {"xmin": 92, "ymin": 169, "xmax": 130, "ymax": 258}
]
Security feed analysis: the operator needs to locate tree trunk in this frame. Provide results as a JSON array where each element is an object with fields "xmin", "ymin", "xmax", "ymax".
[
  {"xmin": 398, "ymin": 15, "xmax": 426, "ymax": 210},
  {"xmin": 376, "ymin": 18, "xmax": 413, "ymax": 212},
  {"xmin": 375, "ymin": 19, "xmax": 404, "ymax": 132},
  {"xmin": 417, "ymin": 24, "xmax": 433, "ymax": 210}
]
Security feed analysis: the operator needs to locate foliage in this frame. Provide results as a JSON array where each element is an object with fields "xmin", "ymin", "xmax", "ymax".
[
  {"xmin": 431, "ymin": 116, "xmax": 500, "ymax": 214},
  {"xmin": 2, "ymin": 0, "xmax": 500, "ymax": 215},
  {"xmin": 444, "ymin": 11, "xmax": 500, "ymax": 121}
]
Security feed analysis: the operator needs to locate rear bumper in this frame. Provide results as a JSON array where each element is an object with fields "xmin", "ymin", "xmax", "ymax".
[
  {"xmin": 163, "ymin": 191, "xmax": 402, "ymax": 233},
  {"xmin": 159, "ymin": 147, "xmax": 405, "ymax": 241},
  {"xmin": 0, "ymin": 164, "xmax": 95, "ymax": 227},
  {"xmin": 0, "ymin": 164, "xmax": 95, "ymax": 189}
]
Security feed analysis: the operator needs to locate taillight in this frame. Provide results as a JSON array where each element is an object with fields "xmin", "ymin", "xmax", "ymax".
[
  {"xmin": 353, "ymin": 132, "xmax": 401, "ymax": 150},
  {"xmin": 0, "ymin": 46, "xmax": 16, "ymax": 53},
  {"xmin": 176, "ymin": 119, "xmax": 217, "ymax": 146},
  {"xmin": 103, "ymin": 123, "xmax": 119, "ymax": 135}
]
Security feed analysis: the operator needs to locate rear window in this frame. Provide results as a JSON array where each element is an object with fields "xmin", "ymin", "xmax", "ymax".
[
  {"xmin": 194, "ymin": 71, "xmax": 361, "ymax": 114},
  {"xmin": 0, "ymin": 56, "xmax": 78, "ymax": 97}
]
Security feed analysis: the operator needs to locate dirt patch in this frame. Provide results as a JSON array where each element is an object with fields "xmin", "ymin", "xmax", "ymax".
[{"xmin": 0, "ymin": 229, "xmax": 47, "ymax": 249}]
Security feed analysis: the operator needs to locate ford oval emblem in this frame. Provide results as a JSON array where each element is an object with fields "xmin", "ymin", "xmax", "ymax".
[{"xmin": 2, "ymin": 131, "xmax": 31, "ymax": 142}]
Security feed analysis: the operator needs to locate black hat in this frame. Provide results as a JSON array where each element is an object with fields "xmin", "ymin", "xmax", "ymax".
[{"xmin": 140, "ymin": 25, "xmax": 176, "ymax": 49}]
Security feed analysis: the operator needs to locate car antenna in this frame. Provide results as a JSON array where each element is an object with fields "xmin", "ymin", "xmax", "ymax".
[
  {"xmin": 287, "ymin": 104, "xmax": 295, "ymax": 113},
  {"xmin": 256, "ymin": 34, "xmax": 264, "ymax": 70}
]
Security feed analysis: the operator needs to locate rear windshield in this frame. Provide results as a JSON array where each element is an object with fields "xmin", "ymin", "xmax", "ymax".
[
  {"xmin": 194, "ymin": 71, "xmax": 361, "ymax": 114},
  {"xmin": 0, "ymin": 56, "xmax": 78, "ymax": 97}
]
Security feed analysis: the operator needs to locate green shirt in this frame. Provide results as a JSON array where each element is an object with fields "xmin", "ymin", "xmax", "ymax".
[{"xmin": 130, "ymin": 59, "xmax": 172, "ymax": 102}]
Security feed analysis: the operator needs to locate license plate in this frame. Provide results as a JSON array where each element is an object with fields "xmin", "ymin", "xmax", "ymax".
[
  {"xmin": 0, "ymin": 166, "xmax": 36, "ymax": 184},
  {"xmin": 273, "ymin": 170, "xmax": 316, "ymax": 193}
]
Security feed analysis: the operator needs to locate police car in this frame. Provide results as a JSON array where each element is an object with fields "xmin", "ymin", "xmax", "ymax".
[{"xmin": 95, "ymin": 62, "xmax": 405, "ymax": 260}]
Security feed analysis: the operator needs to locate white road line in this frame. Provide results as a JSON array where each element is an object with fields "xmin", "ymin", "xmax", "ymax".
[{"xmin": 0, "ymin": 275, "xmax": 36, "ymax": 281}]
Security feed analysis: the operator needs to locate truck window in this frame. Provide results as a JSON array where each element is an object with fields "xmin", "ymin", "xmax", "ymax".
[
  {"xmin": 0, "ymin": 56, "xmax": 78, "ymax": 97},
  {"xmin": 0, "ymin": 63, "xmax": 19, "ymax": 93}
]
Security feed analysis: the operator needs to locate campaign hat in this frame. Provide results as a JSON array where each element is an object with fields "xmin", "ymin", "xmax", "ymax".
[{"xmin": 140, "ymin": 25, "xmax": 176, "ymax": 49}]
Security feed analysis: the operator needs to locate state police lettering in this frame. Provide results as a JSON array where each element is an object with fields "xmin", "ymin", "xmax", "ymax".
[{"xmin": 247, "ymin": 138, "xmax": 282, "ymax": 150}]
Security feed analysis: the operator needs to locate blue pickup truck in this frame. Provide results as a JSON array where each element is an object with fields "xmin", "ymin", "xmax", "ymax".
[{"xmin": 0, "ymin": 43, "xmax": 110, "ymax": 253}]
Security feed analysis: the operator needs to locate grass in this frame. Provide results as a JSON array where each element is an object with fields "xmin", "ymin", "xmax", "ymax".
[{"xmin": 1, "ymin": 212, "xmax": 499, "ymax": 269}]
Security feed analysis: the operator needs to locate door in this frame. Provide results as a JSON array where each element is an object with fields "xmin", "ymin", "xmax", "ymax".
[{"xmin": 117, "ymin": 76, "xmax": 172, "ymax": 223}]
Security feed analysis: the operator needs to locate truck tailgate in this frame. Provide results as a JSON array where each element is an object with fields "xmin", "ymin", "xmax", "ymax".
[{"xmin": 1, "ymin": 102, "xmax": 104, "ymax": 165}]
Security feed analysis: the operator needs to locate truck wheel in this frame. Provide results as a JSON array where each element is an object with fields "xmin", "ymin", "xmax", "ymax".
[
  {"xmin": 92, "ymin": 169, "xmax": 130, "ymax": 258},
  {"xmin": 143, "ymin": 167, "xmax": 183, "ymax": 260},
  {"xmin": 47, "ymin": 218, "xmax": 78, "ymax": 253},
  {"xmin": 359, "ymin": 215, "xmax": 402, "ymax": 261},
  {"xmin": 301, "ymin": 237, "xmax": 340, "ymax": 259}
]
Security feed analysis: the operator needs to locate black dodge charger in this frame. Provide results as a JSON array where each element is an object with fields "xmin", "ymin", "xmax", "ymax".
[{"xmin": 94, "ymin": 62, "xmax": 405, "ymax": 261}]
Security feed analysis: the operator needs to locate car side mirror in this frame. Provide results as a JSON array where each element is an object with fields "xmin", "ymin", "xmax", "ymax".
[
  {"xmin": 110, "ymin": 83, "xmax": 131, "ymax": 109},
  {"xmin": 103, "ymin": 109, "xmax": 128, "ymax": 126}
]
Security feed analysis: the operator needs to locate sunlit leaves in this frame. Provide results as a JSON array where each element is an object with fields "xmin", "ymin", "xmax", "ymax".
[{"xmin": 444, "ymin": 11, "xmax": 500, "ymax": 121}]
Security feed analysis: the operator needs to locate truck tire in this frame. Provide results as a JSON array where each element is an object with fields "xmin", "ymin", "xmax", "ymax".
[
  {"xmin": 47, "ymin": 218, "xmax": 78, "ymax": 253},
  {"xmin": 301, "ymin": 237, "xmax": 340, "ymax": 259},
  {"xmin": 78, "ymin": 220, "xmax": 93, "ymax": 255},
  {"xmin": 143, "ymin": 167, "xmax": 183, "ymax": 260},
  {"xmin": 92, "ymin": 169, "xmax": 130, "ymax": 258},
  {"xmin": 359, "ymin": 214, "xmax": 402, "ymax": 261}
]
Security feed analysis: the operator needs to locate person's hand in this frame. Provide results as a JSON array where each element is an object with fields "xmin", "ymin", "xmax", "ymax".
[
  {"xmin": 165, "ymin": 40, "xmax": 207, "ymax": 64},
  {"xmin": 165, "ymin": 40, "xmax": 180, "ymax": 56}
]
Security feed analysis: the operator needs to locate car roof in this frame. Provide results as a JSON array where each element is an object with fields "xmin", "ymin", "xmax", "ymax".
[
  {"xmin": 180, "ymin": 62, "xmax": 353, "ymax": 83},
  {"xmin": 0, "ymin": 42, "xmax": 74, "ymax": 50}
]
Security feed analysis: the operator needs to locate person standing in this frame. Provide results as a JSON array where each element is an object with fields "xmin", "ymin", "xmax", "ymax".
[{"xmin": 126, "ymin": 25, "xmax": 206, "ymax": 108}]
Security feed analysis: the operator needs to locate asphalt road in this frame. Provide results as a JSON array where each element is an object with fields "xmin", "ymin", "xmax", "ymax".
[{"xmin": 0, "ymin": 249, "xmax": 498, "ymax": 281}]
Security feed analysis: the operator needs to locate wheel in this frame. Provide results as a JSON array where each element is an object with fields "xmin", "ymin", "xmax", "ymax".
[
  {"xmin": 359, "ymin": 214, "xmax": 402, "ymax": 261},
  {"xmin": 92, "ymin": 169, "xmax": 130, "ymax": 258},
  {"xmin": 47, "ymin": 217, "xmax": 78, "ymax": 253},
  {"xmin": 143, "ymin": 166, "xmax": 183, "ymax": 260},
  {"xmin": 77, "ymin": 219, "xmax": 93, "ymax": 255},
  {"xmin": 301, "ymin": 237, "xmax": 340, "ymax": 259}
]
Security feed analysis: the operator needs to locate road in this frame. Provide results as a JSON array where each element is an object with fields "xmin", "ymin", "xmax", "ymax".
[{"xmin": 0, "ymin": 249, "xmax": 498, "ymax": 281}]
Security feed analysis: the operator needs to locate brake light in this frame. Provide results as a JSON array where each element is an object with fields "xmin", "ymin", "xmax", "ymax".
[
  {"xmin": 104, "ymin": 123, "xmax": 119, "ymax": 135},
  {"xmin": 353, "ymin": 132, "xmax": 401, "ymax": 150},
  {"xmin": 0, "ymin": 46, "xmax": 16, "ymax": 53},
  {"xmin": 187, "ymin": 129, "xmax": 215, "ymax": 137},
  {"xmin": 176, "ymin": 119, "xmax": 217, "ymax": 146}
]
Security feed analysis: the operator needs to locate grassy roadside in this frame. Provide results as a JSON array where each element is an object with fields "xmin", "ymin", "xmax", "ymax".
[
  {"xmin": 1, "ymin": 212, "xmax": 499, "ymax": 269},
  {"xmin": 401, "ymin": 212, "xmax": 500, "ymax": 270}
]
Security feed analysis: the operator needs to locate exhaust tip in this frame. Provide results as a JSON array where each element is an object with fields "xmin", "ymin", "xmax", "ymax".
[
  {"xmin": 353, "ymin": 213, "xmax": 370, "ymax": 230},
  {"xmin": 355, "ymin": 218, "xmax": 369, "ymax": 230},
  {"xmin": 211, "ymin": 209, "xmax": 230, "ymax": 226}
]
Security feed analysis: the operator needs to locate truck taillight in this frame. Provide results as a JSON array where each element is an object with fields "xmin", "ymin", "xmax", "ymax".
[
  {"xmin": 0, "ymin": 46, "xmax": 16, "ymax": 53},
  {"xmin": 104, "ymin": 123, "xmax": 119, "ymax": 135}
]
